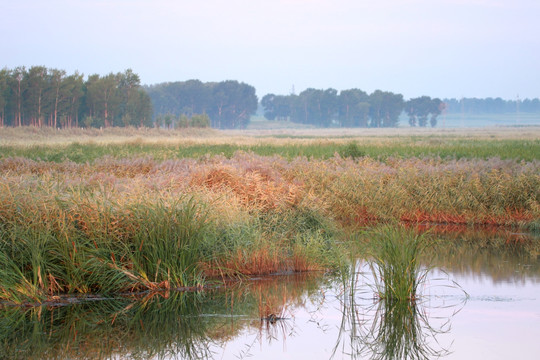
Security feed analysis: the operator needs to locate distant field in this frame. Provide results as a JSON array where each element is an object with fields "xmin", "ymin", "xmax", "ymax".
[
  {"xmin": 246, "ymin": 113, "xmax": 540, "ymax": 130},
  {"xmin": 1, "ymin": 126, "xmax": 539, "ymax": 161},
  {"xmin": 435, "ymin": 112, "xmax": 540, "ymax": 128}
]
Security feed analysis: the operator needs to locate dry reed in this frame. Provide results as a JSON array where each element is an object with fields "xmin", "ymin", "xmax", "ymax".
[{"xmin": 0, "ymin": 150, "xmax": 538, "ymax": 302}]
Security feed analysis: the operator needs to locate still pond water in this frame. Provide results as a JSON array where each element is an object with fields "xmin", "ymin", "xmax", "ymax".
[{"xmin": 2, "ymin": 228, "xmax": 539, "ymax": 359}]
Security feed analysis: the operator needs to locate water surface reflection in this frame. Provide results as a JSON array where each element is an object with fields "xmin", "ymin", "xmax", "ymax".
[{"xmin": 1, "ymin": 228, "xmax": 538, "ymax": 359}]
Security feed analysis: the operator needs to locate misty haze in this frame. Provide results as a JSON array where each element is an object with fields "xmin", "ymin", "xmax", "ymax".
[{"xmin": 1, "ymin": 1, "xmax": 539, "ymax": 359}]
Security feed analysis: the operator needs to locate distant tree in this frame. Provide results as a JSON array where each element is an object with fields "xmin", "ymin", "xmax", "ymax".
[
  {"xmin": 405, "ymin": 96, "xmax": 431, "ymax": 126},
  {"xmin": 208, "ymin": 80, "xmax": 257, "ymax": 129},
  {"xmin": 164, "ymin": 113, "xmax": 173, "ymax": 129},
  {"xmin": 10, "ymin": 66, "xmax": 26, "ymax": 126},
  {"xmin": 293, "ymin": 88, "xmax": 338, "ymax": 127},
  {"xmin": 338, "ymin": 89, "xmax": 370, "ymax": 127},
  {"xmin": 429, "ymin": 98, "xmax": 444, "ymax": 127},
  {"xmin": 22, "ymin": 66, "xmax": 46, "ymax": 126},
  {"xmin": 369, "ymin": 90, "xmax": 403, "ymax": 127},
  {"xmin": 0, "ymin": 66, "xmax": 150, "ymax": 128},
  {"xmin": 183, "ymin": 79, "xmax": 210, "ymax": 115},
  {"xmin": 295, "ymin": 88, "xmax": 319, "ymax": 125},
  {"xmin": 405, "ymin": 96, "xmax": 444, "ymax": 127},
  {"xmin": 176, "ymin": 114, "xmax": 189, "ymax": 128},
  {"xmin": 85, "ymin": 73, "xmax": 119, "ymax": 127},
  {"xmin": 133, "ymin": 89, "xmax": 153, "ymax": 127},
  {"xmin": 117, "ymin": 68, "xmax": 141, "ymax": 126},
  {"xmin": 83, "ymin": 115, "xmax": 94, "ymax": 128},
  {"xmin": 61, "ymin": 72, "xmax": 85, "ymax": 127},
  {"xmin": 264, "ymin": 88, "xmax": 407, "ymax": 128},
  {"xmin": 274, "ymin": 95, "xmax": 293, "ymax": 120},
  {"xmin": 320, "ymin": 88, "xmax": 339, "ymax": 127},
  {"xmin": 261, "ymin": 93, "xmax": 277, "ymax": 120},
  {"xmin": 49, "ymin": 69, "xmax": 67, "ymax": 128},
  {"xmin": 261, "ymin": 94, "xmax": 294, "ymax": 121},
  {"xmin": 146, "ymin": 80, "xmax": 257, "ymax": 129},
  {"xmin": 191, "ymin": 113, "xmax": 210, "ymax": 128},
  {"xmin": 0, "ymin": 68, "xmax": 9, "ymax": 126}
]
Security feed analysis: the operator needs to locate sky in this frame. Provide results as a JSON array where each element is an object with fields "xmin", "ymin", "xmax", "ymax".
[{"xmin": 2, "ymin": 0, "xmax": 539, "ymax": 100}]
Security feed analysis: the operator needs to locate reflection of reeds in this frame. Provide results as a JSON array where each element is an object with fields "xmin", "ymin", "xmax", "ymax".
[
  {"xmin": 368, "ymin": 300, "xmax": 450, "ymax": 360},
  {"xmin": 422, "ymin": 230, "xmax": 540, "ymax": 283},
  {"xmin": 0, "ymin": 292, "xmax": 212, "ymax": 360},
  {"xmin": 333, "ymin": 259, "xmax": 463, "ymax": 360},
  {"xmin": 0, "ymin": 271, "xmax": 327, "ymax": 359}
]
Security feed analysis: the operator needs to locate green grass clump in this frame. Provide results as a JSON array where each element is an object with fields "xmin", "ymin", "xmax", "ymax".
[
  {"xmin": 125, "ymin": 198, "xmax": 209, "ymax": 289},
  {"xmin": 339, "ymin": 141, "xmax": 366, "ymax": 159},
  {"xmin": 368, "ymin": 225, "xmax": 429, "ymax": 302},
  {"xmin": 197, "ymin": 205, "xmax": 345, "ymax": 278},
  {"xmin": 0, "ymin": 197, "xmax": 212, "ymax": 303},
  {"xmin": 0, "ymin": 174, "xmax": 345, "ymax": 304}
]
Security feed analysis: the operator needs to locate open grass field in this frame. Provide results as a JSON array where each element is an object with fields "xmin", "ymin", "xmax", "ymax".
[
  {"xmin": 1, "ymin": 126, "xmax": 539, "ymax": 161},
  {"xmin": 0, "ymin": 126, "xmax": 538, "ymax": 304}
]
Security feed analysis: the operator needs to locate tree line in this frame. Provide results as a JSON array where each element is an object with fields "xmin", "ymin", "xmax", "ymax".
[
  {"xmin": 3, "ymin": 65, "xmax": 539, "ymax": 129},
  {"xmin": 262, "ymin": 89, "xmax": 444, "ymax": 127},
  {"xmin": 144, "ymin": 80, "xmax": 258, "ymax": 129},
  {"xmin": 0, "ymin": 66, "xmax": 152, "ymax": 128},
  {"xmin": 443, "ymin": 97, "xmax": 540, "ymax": 114}
]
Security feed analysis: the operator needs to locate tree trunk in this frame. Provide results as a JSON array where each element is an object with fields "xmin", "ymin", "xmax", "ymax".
[
  {"xmin": 17, "ymin": 77, "xmax": 22, "ymax": 127},
  {"xmin": 54, "ymin": 85, "xmax": 60, "ymax": 128}
]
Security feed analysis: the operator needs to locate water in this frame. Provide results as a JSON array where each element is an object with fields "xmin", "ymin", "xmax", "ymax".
[
  {"xmin": 1, "ymin": 229, "xmax": 539, "ymax": 359},
  {"xmin": 402, "ymin": 113, "xmax": 540, "ymax": 128}
]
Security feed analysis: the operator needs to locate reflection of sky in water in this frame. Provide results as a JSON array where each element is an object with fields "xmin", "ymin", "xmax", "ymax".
[
  {"xmin": 439, "ymin": 272, "xmax": 540, "ymax": 360},
  {"xmin": 3, "ymin": 233, "xmax": 538, "ymax": 359},
  {"xmin": 208, "ymin": 261, "xmax": 540, "ymax": 359}
]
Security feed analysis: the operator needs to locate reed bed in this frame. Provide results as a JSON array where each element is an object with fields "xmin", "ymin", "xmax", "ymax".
[
  {"xmin": 0, "ymin": 150, "xmax": 538, "ymax": 303},
  {"xmin": 366, "ymin": 225, "xmax": 429, "ymax": 302}
]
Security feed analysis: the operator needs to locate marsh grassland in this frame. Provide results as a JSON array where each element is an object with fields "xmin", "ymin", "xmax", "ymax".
[{"xmin": 0, "ymin": 126, "xmax": 539, "ymax": 304}]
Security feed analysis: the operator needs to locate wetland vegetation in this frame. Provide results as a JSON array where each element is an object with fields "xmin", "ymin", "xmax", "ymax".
[
  {"xmin": 1, "ymin": 227, "xmax": 538, "ymax": 359},
  {"xmin": 0, "ymin": 126, "xmax": 539, "ymax": 305},
  {"xmin": 0, "ymin": 126, "xmax": 539, "ymax": 358}
]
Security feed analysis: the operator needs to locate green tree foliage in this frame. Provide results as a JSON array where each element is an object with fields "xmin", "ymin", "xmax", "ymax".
[
  {"xmin": 0, "ymin": 68, "xmax": 9, "ymax": 126},
  {"xmin": 155, "ymin": 113, "xmax": 211, "ymax": 129},
  {"xmin": 0, "ymin": 67, "xmax": 152, "ymax": 128},
  {"xmin": 262, "ymin": 91, "xmax": 540, "ymax": 128},
  {"xmin": 22, "ymin": 66, "xmax": 47, "ymax": 127},
  {"xmin": 338, "ymin": 89, "xmax": 370, "ymax": 127},
  {"xmin": 191, "ymin": 113, "xmax": 211, "ymax": 128},
  {"xmin": 261, "ymin": 94, "xmax": 294, "ymax": 121},
  {"xmin": 405, "ymin": 96, "xmax": 444, "ymax": 127},
  {"xmin": 369, "ymin": 90, "xmax": 404, "ymax": 127},
  {"xmin": 261, "ymin": 88, "xmax": 403, "ymax": 127},
  {"xmin": 145, "ymin": 80, "xmax": 257, "ymax": 129}
]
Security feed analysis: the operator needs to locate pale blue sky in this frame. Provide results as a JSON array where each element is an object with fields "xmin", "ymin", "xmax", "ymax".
[{"xmin": 2, "ymin": 0, "xmax": 539, "ymax": 100}]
